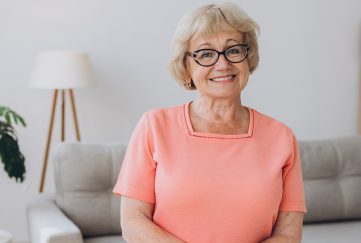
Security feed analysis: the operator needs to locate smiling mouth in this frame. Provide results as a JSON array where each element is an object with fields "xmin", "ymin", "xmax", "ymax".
[{"xmin": 209, "ymin": 75, "xmax": 235, "ymax": 82}]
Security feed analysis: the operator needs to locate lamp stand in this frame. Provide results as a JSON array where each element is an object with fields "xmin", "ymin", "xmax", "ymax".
[{"xmin": 38, "ymin": 89, "xmax": 81, "ymax": 192}]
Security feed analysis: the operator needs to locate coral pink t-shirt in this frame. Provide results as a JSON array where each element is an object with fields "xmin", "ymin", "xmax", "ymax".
[{"xmin": 113, "ymin": 102, "xmax": 307, "ymax": 243}]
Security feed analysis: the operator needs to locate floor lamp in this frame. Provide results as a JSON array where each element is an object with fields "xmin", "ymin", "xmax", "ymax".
[{"xmin": 29, "ymin": 51, "xmax": 97, "ymax": 192}]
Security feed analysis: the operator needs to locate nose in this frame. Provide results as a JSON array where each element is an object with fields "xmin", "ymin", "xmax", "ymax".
[{"xmin": 214, "ymin": 54, "xmax": 231, "ymax": 70}]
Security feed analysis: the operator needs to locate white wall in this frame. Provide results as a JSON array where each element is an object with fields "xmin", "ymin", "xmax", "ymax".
[{"xmin": 0, "ymin": 0, "xmax": 360, "ymax": 241}]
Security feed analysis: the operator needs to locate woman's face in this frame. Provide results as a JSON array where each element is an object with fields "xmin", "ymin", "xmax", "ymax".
[{"xmin": 186, "ymin": 31, "xmax": 249, "ymax": 100}]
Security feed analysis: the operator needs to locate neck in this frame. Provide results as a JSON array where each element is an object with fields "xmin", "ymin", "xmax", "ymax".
[{"xmin": 191, "ymin": 95, "xmax": 246, "ymax": 123}]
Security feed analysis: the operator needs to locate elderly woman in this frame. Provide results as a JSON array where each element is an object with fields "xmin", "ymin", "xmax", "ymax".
[{"xmin": 113, "ymin": 2, "xmax": 307, "ymax": 243}]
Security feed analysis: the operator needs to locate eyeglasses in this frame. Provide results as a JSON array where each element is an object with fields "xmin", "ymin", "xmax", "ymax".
[{"xmin": 186, "ymin": 44, "xmax": 249, "ymax": 67}]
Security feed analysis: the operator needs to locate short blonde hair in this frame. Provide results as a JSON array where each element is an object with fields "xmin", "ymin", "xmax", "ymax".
[{"xmin": 169, "ymin": 2, "xmax": 260, "ymax": 90}]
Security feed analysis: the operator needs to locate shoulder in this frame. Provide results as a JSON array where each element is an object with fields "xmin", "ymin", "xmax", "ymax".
[
  {"xmin": 251, "ymin": 107, "xmax": 295, "ymax": 138},
  {"xmin": 251, "ymin": 108, "xmax": 299, "ymax": 156},
  {"xmin": 140, "ymin": 103, "xmax": 185, "ymax": 128}
]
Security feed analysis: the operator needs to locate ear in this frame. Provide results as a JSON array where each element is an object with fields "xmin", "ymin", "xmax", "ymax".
[
  {"xmin": 190, "ymin": 79, "xmax": 195, "ymax": 88},
  {"xmin": 185, "ymin": 79, "xmax": 195, "ymax": 89}
]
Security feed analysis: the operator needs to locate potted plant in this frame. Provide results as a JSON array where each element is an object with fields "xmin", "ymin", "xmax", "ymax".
[{"xmin": 0, "ymin": 106, "xmax": 26, "ymax": 182}]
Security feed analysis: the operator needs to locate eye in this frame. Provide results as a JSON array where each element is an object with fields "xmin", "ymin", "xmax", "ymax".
[
  {"xmin": 198, "ymin": 50, "xmax": 215, "ymax": 59},
  {"xmin": 227, "ymin": 47, "xmax": 241, "ymax": 54}
]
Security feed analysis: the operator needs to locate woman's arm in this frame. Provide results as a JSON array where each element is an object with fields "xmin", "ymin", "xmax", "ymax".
[
  {"xmin": 260, "ymin": 212, "xmax": 304, "ymax": 243},
  {"xmin": 121, "ymin": 196, "xmax": 186, "ymax": 243}
]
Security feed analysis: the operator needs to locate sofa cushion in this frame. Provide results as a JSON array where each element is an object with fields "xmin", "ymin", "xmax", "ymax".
[
  {"xmin": 303, "ymin": 220, "xmax": 361, "ymax": 242},
  {"xmin": 84, "ymin": 235, "xmax": 126, "ymax": 243},
  {"xmin": 53, "ymin": 142, "xmax": 126, "ymax": 237},
  {"xmin": 299, "ymin": 137, "xmax": 361, "ymax": 223}
]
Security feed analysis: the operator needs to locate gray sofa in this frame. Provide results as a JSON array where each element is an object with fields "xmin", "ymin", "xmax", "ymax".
[
  {"xmin": 26, "ymin": 137, "xmax": 361, "ymax": 243},
  {"xmin": 27, "ymin": 143, "xmax": 127, "ymax": 243},
  {"xmin": 301, "ymin": 137, "xmax": 361, "ymax": 242}
]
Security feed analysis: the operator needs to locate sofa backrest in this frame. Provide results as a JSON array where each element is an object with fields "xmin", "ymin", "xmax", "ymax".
[
  {"xmin": 299, "ymin": 137, "xmax": 361, "ymax": 223},
  {"xmin": 52, "ymin": 137, "xmax": 361, "ymax": 233},
  {"xmin": 53, "ymin": 142, "xmax": 126, "ymax": 238}
]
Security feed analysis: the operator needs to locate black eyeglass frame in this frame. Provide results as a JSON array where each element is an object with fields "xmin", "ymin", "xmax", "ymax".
[{"xmin": 186, "ymin": 44, "xmax": 249, "ymax": 67}]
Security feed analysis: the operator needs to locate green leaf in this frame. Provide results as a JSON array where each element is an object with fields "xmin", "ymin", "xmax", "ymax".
[
  {"xmin": 14, "ymin": 111, "xmax": 25, "ymax": 126},
  {"xmin": 5, "ymin": 112, "xmax": 11, "ymax": 125},
  {"xmin": 12, "ymin": 111, "xmax": 19, "ymax": 125},
  {"xmin": 0, "ymin": 107, "xmax": 5, "ymax": 116},
  {"xmin": 0, "ymin": 107, "xmax": 26, "ymax": 128},
  {"xmin": 0, "ymin": 123, "xmax": 26, "ymax": 183},
  {"xmin": 0, "ymin": 106, "xmax": 26, "ymax": 182},
  {"xmin": 0, "ymin": 121, "xmax": 15, "ymax": 133},
  {"xmin": 17, "ymin": 116, "xmax": 26, "ymax": 127}
]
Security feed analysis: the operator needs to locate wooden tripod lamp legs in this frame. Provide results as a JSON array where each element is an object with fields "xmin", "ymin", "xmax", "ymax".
[
  {"xmin": 69, "ymin": 89, "xmax": 81, "ymax": 141},
  {"xmin": 38, "ymin": 88, "xmax": 81, "ymax": 193},
  {"xmin": 39, "ymin": 90, "xmax": 58, "ymax": 193},
  {"xmin": 61, "ymin": 90, "xmax": 65, "ymax": 142}
]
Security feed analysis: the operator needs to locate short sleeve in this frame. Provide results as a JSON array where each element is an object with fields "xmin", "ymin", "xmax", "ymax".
[
  {"xmin": 279, "ymin": 132, "xmax": 307, "ymax": 213},
  {"xmin": 113, "ymin": 113, "xmax": 156, "ymax": 204}
]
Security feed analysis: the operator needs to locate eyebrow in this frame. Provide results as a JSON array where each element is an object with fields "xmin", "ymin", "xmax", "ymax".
[{"xmin": 195, "ymin": 39, "xmax": 241, "ymax": 50}]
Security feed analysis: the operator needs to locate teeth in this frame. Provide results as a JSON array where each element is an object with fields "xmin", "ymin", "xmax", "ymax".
[{"xmin": 211, "ymin": 75, "xmax": 234, "ymax": 82}]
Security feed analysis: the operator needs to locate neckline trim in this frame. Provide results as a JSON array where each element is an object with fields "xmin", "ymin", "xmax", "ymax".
[{"xmin": 184, "ymin": 101, "xmax": 254, "ymax": 139}]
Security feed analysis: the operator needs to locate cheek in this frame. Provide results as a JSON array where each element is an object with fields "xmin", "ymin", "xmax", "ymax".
[
  {"xmin": 184, "ymin": 59, "xmax": 192, "ymax": 80},
  {"xmin": 240, "ymin": 62, "xmax": 250, "ymax": 77},
  {"xmin": 237, "ymin": 63, "xmax": 250, "ymax": 86},
  {"xmin": 189, "ymin": 65, "xmax": 210, "ymax": 82},
  {"xmin": 187, "ymin": 61, "xmax": 197, "ymax": 79},
  {"xmin": 241, "ymin": 70, "xmax": 249, "ymax": 85}
]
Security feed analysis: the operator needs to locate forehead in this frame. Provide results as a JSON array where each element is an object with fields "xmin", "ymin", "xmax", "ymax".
[{"xmin": 189, "ymin": 30, "xmax": 245, "ymax": 49}]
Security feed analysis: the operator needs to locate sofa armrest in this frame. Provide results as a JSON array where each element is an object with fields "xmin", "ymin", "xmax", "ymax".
[{"xmin": 26, "ymin": 193, "xmax": 83, "ymax": 243}]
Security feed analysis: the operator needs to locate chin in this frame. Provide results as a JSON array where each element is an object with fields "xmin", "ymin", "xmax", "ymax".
[{"xmin": 208, "ymin": 90, "xmax": 240, "ymax": 99}]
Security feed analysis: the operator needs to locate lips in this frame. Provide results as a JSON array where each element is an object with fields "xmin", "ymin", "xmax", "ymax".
[{"xmin": 209, "ymin": 75, "xmax": 235, "ymax": 82}]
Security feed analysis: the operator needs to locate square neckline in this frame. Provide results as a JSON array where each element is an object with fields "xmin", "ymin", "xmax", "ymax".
[{"xmin": 184, "ymin": 101, "xmax": 254, "ymax": 139}]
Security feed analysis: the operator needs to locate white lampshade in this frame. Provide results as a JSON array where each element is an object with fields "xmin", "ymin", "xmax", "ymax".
[{"xmin": 29, "ymin": 50, "xmax": 97, "ymax": 89}]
